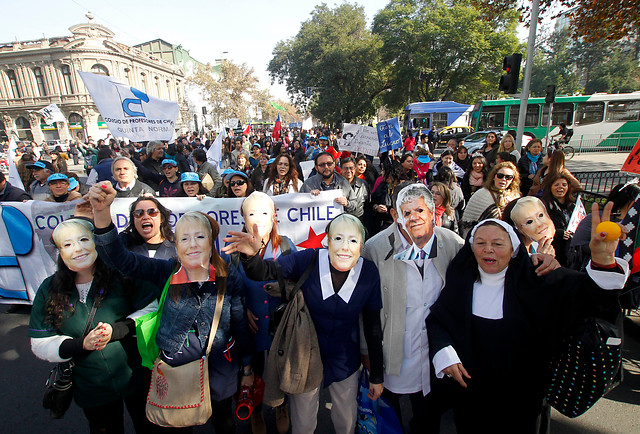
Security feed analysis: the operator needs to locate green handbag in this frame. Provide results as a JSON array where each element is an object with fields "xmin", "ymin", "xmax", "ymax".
[{"xmin": 135, "ymin": 277, "xmax": 171, "ymax": 369}]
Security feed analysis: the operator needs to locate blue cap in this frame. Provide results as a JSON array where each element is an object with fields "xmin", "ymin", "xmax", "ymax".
[
  {"xmin": 319, "ymin": 136, "xmax": 329, "ymax": 141},
  {"xmin": 225, "ymin": 170, "xmax": 248, "ymax": 181},
  {"xmin": 161, "ymin": 159, "xmax": 178, "ymax": 167},
  {"xmin": 417, "ymin": 155, "xmax": 431, "ymax": 164},
  {"xmin": 181, "ymin": 172, "xmax": 201, "ymax": 183},
  {"xmin": 266, "ymin": 158, "xmax": 276, "ymax": 165},
  {"xmin": 27, "ymin": 160, "xmax": 55, "ymax": 172},
  {"xmin": 47, "ymin": 173, "xmax": 69, "ymax": 183},
  {"xmin": 221, "ymin": 168, "xmax": 236, "ymax": 177},
  {"xmin": 68, "ymin": 178, "xmax": 79, "ymax": 191}
]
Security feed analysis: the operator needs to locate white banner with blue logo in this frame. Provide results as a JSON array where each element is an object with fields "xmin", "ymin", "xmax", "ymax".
[
  {"xmin": 0, "ymin": 192, "xmax": 341, "ymax": 304},
  {"xmin": 78, "ymin": 71, "xmax": 179, "ymax": 142},
  {"xmin": 377, "ymin": 117, "xmax": 402, "ymax": 153}
]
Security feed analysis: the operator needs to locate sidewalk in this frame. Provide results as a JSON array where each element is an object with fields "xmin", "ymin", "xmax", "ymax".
[{"xmin": 565, "ymin": 151, "xmax": 629, "ymax": 173}]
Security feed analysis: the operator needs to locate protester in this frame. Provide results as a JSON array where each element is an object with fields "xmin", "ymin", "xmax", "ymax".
[
  {"xmin": 236, "ymin": 152, "xmax": 252, "ymax": 176},
  {"xmin": 178, "ymin": 172, "xmax": 209, "ymax": 199},
  {"xmin": 29, "ymin": 219, "xmax": 157, "ymax": 433},
  {"xmin": 88, "ymin": 182, "xmax": 254, "ymax": 434},
  {"xmin": 340, "ymin": 157, "xmax": 369, "ymax": 221},
  {"xmin": 517, "ymin": 139, "xmax": 543, "ymax": 195},
  {"xmin": 431, "ymin": 182, "xmax": 459, "ymax": 234},
  {"xmin": 461, "ymin": 154, "xmax": 488, "ymax": 202},
  {"xmin": 399, "ymin": 153, "xmax": 417, "ymax": 181},
  {"xmin": 27, "ymin": 160, "xmax": 55, "ymax": 200},
  {"xmin": 480, "ymin": 132, "xmax": 500, "ymax": 166},
  {"xmin": 222, "ymin": 213, "xmax": 383, "ymax": 434},
  {"xmin": 158, "ymin": 159, "xmax": 181, "ymax": 197},
  {"xmin": 263, "ymin": 154, "xmax": 302, "ymax": 196},
  {"xmin": 504, "ymin": 196, "xmax": 557, "ymax": 256},
  {"xmin": 45, "ymin": 173, "xmax": 82, "ymax": 202},
  {"xmin": 461, "ymin": 162, "xmax": 521, "ymax": 236},
  {"xmin": 0, "ymin": 171, "xmax": 31, "ymax": 201},
  {"xmin": 454, "ymin": 145, "xmax": 470, "ymax": 173},
  {"xmin": 497, "ymin": 133, "xmax": 521, "ymax": 160},
  {"xmin": 301, "ymin": 152, "xmax": 357, "ymax": 215},
  {"xmin": 111, "ymin": 157, "xmax": 155, "ymax": 198},
  {"xmin": 193, "ymin": 148, "xmax": 223, "ymax": 194},
  {"xmin": 431, "ymin": 149, "xmax": 465, "ymax": 180},
  {"xmin": 119, "ymin": 196, "xmax": 176, "ymax": 260},
  {"xmin": 227, "ymin": 172, "xmax": 254, "ymax": 198},
  {"xmin": 427, "ymin": 209, "xmax": 628, "ymax": 432},
  {"xmin": 250, "ymin": 153, "xmax": 269, "ymax": 192}
]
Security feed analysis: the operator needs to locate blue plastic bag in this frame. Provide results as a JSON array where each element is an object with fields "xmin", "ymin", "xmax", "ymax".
[{"xmin": 356, "ymin": 369, "xmax": 403, "ymax": 434}]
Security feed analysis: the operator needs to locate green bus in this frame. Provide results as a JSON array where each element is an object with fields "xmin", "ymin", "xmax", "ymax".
[{"xmin": 471, "ymin": 93, "xmax": 640, "ymax": 150}]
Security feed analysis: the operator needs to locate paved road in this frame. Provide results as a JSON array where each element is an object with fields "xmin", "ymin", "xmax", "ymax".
[{"xmin": 1, "ymin": 302, "xmax": 639, "ymax": 433}]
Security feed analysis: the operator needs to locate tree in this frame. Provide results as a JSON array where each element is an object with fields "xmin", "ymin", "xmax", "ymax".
[
  {"xmin": 372, "ymin": 0, "xmax": 521, "ymax": 108},
  {"xmin": 188, "ymin": 60, "xmax": 259, "ymax": 126},
  {"xmin": 268, "ymin": 3, "xmax": 392, "ymax": 124},
  {"xmin": 529, "ymin": 28, "xmax": 582, "ymax": 96},
  {"xmin": 253, "ymin": 89, "xmax": 302, "ymax": 124},
  {"xmin": 471, "ymin": 0, "xmax": 640, "ymax": 44}
]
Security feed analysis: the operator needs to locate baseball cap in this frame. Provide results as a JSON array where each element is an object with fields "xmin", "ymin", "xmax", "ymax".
[
  {"xmin": 417, "ymin": 155, "xmax": 431, "ymax": 164},
  {"xmin": 161, "ymin": 159, "xmax": 178, "ymax": 167},
  {"xmin": 224, "ymin": 170, "xmax": 248, "ymax": 181},
  {"xmin": 47, "ymin": 173, "xmax": 69, "ymax": 184},
  {"xmin": 27, "ymin": 160, "xmax": 55, "ymax": 172},
  {"xmin": 319, "ymin": 136, "xmax": 329, "ymax": 141},
  {"xmin": 68, "ymin": 178, "xmax": 79, "ymax": 191},
  {"xmin": 181, "ymin": 172, "xmax": 201, "ymax": 183}
]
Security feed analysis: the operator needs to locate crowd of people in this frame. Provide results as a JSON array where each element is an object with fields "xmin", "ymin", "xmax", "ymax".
[{"xmin": 12, "ymin": 125, "xmax": 634, "ymax": 433}]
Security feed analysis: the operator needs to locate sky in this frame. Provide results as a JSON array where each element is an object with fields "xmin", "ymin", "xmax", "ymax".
[{"xmin": 1, "ymin": 0, "xmax": 392, "ymax": 101}]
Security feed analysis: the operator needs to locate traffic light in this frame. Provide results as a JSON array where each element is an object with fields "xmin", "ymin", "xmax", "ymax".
[
  {"xmin": 545, "ymin": 85, "xmax": 556, "ymax": 104},
  {"xmin": 498, "ymin": 53, "xmax": 522, "ymax": 94}
]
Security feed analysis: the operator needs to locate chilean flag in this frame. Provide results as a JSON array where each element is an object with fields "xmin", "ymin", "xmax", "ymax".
[
  {"xmin": 242, "ymin": 124, "xmax": 251, "ymax": 136},
  {"xmin": 272, "ymin": 113, "xmax": 282, "ymax": 141}
]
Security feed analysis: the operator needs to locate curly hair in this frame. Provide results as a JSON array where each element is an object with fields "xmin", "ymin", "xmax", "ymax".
[
  {"xmin": 121, "ymin": 196, "xmax": 175, "ymax": 245},
  {"xmin": 541, "ymin": 169, "xmax": 583, "ymax": 205},
  {"xmin": 266, "ymin": 154, "xmax": 300, "ymax": 192},
  {"xmin": 484, "ymin": 161, "xmax": 521, "ymax": 196}
]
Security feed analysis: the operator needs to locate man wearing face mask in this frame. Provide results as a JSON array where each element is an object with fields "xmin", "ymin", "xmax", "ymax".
[{"xmin": 362, "ymin": 183, "xmax": 464, "ymax": 433}]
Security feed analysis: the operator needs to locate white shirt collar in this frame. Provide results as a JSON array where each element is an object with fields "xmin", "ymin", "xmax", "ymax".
[
  {"xmin": 395, "ymin": 233, "xmax": 436, "ymax": 260},
  {"xmin": 319, "ymin": 249, "xmax": 363, "ymax": 303}
]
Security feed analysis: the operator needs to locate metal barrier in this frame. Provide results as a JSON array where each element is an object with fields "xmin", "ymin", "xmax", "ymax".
[
  {"xmin": 568, "ymin": 133, "xmax": 640, "ymax": 154},
  {"xmin": 572, "ymin": 170, "xmax": 637, "ymax": 196}
]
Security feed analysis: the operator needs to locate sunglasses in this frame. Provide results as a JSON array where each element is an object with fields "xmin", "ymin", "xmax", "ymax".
[
  {"xmin": 229, "ymin": 179, "xmax": 246, "ymax": 187},
  {"xmin": 317, "ymin": 161, "xmax": 335, "ymax": 168},
  {"xmin": 134, "ymin": 208, "xmax": 160, "ymax": 218},
  {"xmin": 496, "ymin": 173, "xmax": 514, "ymax": 180}
]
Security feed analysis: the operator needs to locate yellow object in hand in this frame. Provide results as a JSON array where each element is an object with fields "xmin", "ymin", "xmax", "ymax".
[{"xmin": 596, "ymin": 221, "xmax": 622, "ymax": 241}]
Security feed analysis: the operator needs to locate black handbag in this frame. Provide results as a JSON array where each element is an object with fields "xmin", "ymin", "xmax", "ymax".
[
  {"xmin": 42, "ymin": 294, "xmax": 100, "ymax": 419},
  {"xmin": 546, "ymin": 314, "xmax": 623, "ymax": 418}
]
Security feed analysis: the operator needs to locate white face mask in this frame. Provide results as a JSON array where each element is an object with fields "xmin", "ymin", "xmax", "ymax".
[{"xmin": 327, "ymin": 220, "xmax": 363, "ymax": 272}]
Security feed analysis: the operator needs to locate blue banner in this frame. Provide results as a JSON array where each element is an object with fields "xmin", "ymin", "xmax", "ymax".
[{"xmin": 377, "ymin": 117, "xmax": 402, "ymax": 153}]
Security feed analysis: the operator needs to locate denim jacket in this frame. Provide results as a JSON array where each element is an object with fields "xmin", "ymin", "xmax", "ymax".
[{"xmin": 94, "ymin": 225, "xmax": 252, "ymax": 369}]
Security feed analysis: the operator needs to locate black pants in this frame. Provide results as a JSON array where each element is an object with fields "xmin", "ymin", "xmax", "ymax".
[
  {"xmin": 83, "ymin": 389, "xmax": 154, "ymax": 433},
  {"xmin": 382, "ymin": 384, "xmax": 453, "ymax": 434}
]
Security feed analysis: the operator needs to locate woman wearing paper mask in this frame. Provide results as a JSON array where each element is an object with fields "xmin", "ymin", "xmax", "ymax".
[
  {"xmin": 87, "ymin": 182, "xmax": 253, "ymax": 433},
  {"xmin": 231, "ymin": 192, "xmax": 297, "ymax": 433},
  {"xmin": 29, "ymin": 219, "xmax": 158, "ymax": 432},
  {"xmin": 504, "ymin": 196, "xmax": 557, "ymax": 257},
  {"xmin": 426, "ymin": 206, "xmax": 629, "ymax": 432},
  {"xmin": 223, "ymin": 213, "xmax": 384, "ymax": 434}
]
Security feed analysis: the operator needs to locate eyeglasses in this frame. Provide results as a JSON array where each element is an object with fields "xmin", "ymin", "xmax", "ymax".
[
  {"xmin": 495, "ymin": 173, "xmax": 514, "ymax": 180},
  {"xmin": 229, "ymin": 179, "xmax": 246, "ymax": 187},
  {"xmin": 317, "ymin": 161, "xmax": 334, "ymax": 168},
  {"xmin": 134, "ymin": 208, "xmax": 160, "ymax": 218}
]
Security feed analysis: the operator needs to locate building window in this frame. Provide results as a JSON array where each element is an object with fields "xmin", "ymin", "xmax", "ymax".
[
  {"xmin": 33, "ymin": 67, "xmax": 47, "ymax": 96},
  {"xmin": 166, "ymin": 79, "xmax": 172, "ymax": 99},
  {"xmin": 91, "ymin": 64, "xmax": 110, "ymax": 76},
  {"xmin": 123, "ymin": 68, "xmax": 131, "ymax": 84},
  {"xmin": 154, "ymin": 76, "xmax": 160, "ymax": 97},
  {"xmin": 15, "ymin": 116, "xmax": 33, "ymax": 141},
  {"xmin": 176, "ymin": 80, "xmax": 181, "ymax": 101},
  {"xmin": 61, "ymin": 65, "xmax": 74, "ymax": 94},
  {"xmin": 7, "ymin": 70, "xmax": 21, "ymax": 98},
  {"xmin": 139, "ymin": 73, "xmax": 147, "ymax": 93}
]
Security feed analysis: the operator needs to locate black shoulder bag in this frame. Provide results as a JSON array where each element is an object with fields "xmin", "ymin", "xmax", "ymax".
[{"xmin": 43, "ymin": 294, "xmax": 101, "ymax": 419}]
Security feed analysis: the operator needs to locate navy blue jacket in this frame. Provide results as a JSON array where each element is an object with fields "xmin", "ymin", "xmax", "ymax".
[{"xmin": 0, "ymin": 182, "xmax": 31, "ymax": 201}]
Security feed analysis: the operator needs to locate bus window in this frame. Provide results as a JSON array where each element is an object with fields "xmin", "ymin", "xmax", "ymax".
[
  {"xmin": 606, "ymin": 100, "xmax": 640, "ymax": 122},
  {"xmin": 575, "ymin": 102, "xmax": 604, "ymax": 125},
  {"xmin": 479, "ymin": 106, "xmax": 505, "ymax": 129},
  {"xmin": 433, "ymin": 112, "xmax": 448, "ymax": 129},
  {"xmin": 542, "ymin": 103, "xmax": 573, "ymax": 126},
  {"xmin": 411, "ymin": 116, "xmax": 430, "ymax": 130},
  {"xmin": 508, "ymin": 105, "xmax": 540, "ymax": 127}
]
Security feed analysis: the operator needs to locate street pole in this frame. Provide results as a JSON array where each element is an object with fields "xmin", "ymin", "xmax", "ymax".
[{"xmin": 516, "ymin": 0, "xmax": 540, "ymax": 149}]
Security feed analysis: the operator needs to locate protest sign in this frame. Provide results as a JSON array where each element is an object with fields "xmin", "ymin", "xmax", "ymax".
[
  {"xmin": 339, "ymin": 123, "xmax": 379, "ymax": 156},
  {"xmin": 37, "ymin": 103, "xmax": 66, "ymax": 125},
  {"xmin": 377, "ymin": 117, "xmax": 402, "ymax": 153},
  {"xmin": 621, "ymin": 138, "xmax": 640, "ymax": 175},
  {"xmin": 566, "ymin": 195, "xmax": 587, "ymax": 233},
  {"xmin": 0, "ymin": 192, "xmax": 341, "ymax": 304},
  {"xmin": 78, "ymin": 71, "xmax": 179, "ymax": 142},
  {"xmin": 207, "ymin": 128, "xmax": 226, "ymax": 170}
]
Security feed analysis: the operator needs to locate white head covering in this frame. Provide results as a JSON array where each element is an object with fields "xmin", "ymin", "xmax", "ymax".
[{"xmin": 469, "ymin": 218, "xmax": 521, "ymax": 258}]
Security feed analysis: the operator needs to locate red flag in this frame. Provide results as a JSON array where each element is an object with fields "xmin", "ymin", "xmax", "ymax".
[
  {"xmin": 242, "ymin": 124, "xmax": 251, "ymax": 136},
  {"xmin": 272, "ymin": 114, "xmax": 281, "ymax": 141}
]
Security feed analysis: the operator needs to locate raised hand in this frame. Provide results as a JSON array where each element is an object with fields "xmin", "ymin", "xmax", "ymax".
[
  {"xmin": 590, "ymin": 202, "xmax": 627, "ymax": 266},
  {"xmin": 221, "ymin": 223, "xmax": 263, "ymax": 257}
]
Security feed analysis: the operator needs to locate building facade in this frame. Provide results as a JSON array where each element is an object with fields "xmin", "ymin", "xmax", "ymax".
[{"xmin": 0, "ymin": 14, "xmax": 187, "ymax": 144}]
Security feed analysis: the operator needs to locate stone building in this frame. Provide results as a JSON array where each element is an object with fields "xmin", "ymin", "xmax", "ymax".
[{"xmin": 0, "ymin": 13, "xmax": 187, "ymax": 144}]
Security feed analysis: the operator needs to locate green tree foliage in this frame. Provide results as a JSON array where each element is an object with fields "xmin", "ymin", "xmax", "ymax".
[
  {"xmin": 529, "ymin": 28, "xmax": 582, "ymax": 96},
  {"xmin": 268, "ymin": 3, "xmax": 391, "ymax": 124},
  {"xmin": 530, "ymin": 27, "xmax": 640, "ymax": 96},
  {"xmin": 189, "ymin": 60, "xmax": 259, "ymax": 125},
  {"xmin": 372, "ymin": 0, "xmax": 521, "ymax": 108}
]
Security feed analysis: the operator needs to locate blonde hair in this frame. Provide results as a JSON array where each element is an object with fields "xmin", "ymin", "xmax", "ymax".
[
  {"xmin": 52, "ymin": 219, "xmax": 94, "ymax": 248},
  {"xmin": 498, "ymin": 134, "xmax": 516, "ymax": 153}
]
